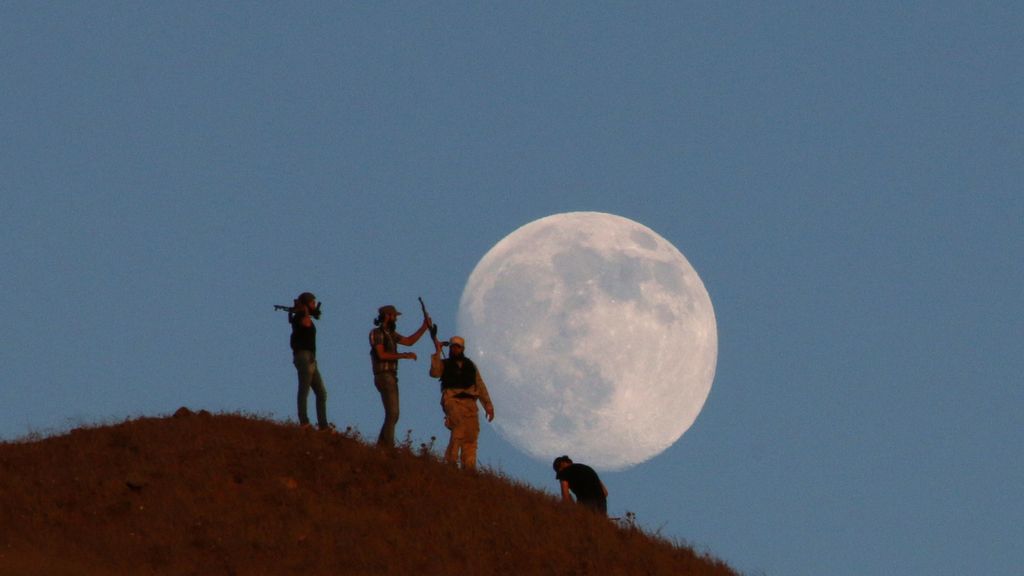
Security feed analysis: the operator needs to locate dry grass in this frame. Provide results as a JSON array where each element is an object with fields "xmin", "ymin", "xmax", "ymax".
[{"xmin": 0, "ymin": 410, "xmax": 738, "ymax": 576}]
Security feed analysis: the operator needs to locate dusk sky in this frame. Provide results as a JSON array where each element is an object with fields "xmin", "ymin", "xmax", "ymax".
[{"xmin": 2, "ymin": 3, "xmax": 1021, "ymax": 575}]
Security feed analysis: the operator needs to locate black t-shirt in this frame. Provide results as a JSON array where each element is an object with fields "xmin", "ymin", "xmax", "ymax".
[
  {"xmin": 556, "ymin": 463, "xmax": 605, "ymax": 502},
  {"xmin": 290, "ymin": 315, "xmax": 316, "ymax": 352}
]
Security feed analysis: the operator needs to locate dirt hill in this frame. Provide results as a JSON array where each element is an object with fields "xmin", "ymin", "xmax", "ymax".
[{"xmin": 0, "ymin": 410, "xmax": 738, "ymax": 576}]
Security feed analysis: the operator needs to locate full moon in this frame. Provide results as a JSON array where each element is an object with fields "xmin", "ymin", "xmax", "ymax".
[{"xmin": 457, "ymin": 212, "xmax": 717, "ymax": 471}]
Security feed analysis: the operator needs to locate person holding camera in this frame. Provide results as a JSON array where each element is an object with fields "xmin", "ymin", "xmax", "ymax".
[
  {"xmin": 429, "ymin": 335, "xmax": 494, "ymax": 471},
  {"xmin": 289, "ymin": 292, "xmax": 329, "ymax": 430},
  {"xmin": 369, "ymin": 304, "xmax": 431, "ymax": 447}
]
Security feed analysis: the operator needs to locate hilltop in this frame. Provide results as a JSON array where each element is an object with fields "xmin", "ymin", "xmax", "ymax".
[{"xmin": 0, "ymin": 410, "xmax": 738, "ymax": 575}]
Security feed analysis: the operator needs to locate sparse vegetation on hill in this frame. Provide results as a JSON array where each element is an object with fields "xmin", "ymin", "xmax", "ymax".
[{"xmin": 0, "ymin": 411, "xmax": 738, "ymax": 575}]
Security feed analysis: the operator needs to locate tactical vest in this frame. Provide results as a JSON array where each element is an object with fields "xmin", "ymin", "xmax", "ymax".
[{"xmin": 440, "ymin": 358, "xmax": 478, "ymax": 390}]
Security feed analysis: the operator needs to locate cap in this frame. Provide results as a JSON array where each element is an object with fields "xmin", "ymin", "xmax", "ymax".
[
  {"xmin": 449, "ymin": 336, "xmax": 465, "ymax": 348},
  {"xmin": 552, "ymin": 455, "xmax": 572, "ymax": 472},
  {"xmin": 378, "ymin": 305, "xmax": 401, "ymax": 316}
]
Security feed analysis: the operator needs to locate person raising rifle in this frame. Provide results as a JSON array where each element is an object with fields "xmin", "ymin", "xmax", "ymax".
[
  {"xmin": 369, "ymin": 304, "xmax": 431, "ymax": 447},
  {"xmin": 429, "ymin": 334, "xmax": 494, "ymax": 471}
]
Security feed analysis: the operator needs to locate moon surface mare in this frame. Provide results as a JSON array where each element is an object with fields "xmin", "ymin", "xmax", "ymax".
[{"xmin": 457, "ymin": 212, "xmax": 718, "ymax": 470}]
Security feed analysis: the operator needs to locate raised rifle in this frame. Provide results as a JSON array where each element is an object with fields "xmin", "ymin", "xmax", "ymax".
[{"xmin": 418, "ymin": 297, "xmax": 443, "ymax": 357}]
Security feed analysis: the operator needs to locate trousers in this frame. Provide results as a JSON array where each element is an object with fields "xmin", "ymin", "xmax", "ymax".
[
  {"xmin": 293, "ymin": 350, "xmax": 327, "ymax": 429},
  {"xmin": 374, "ymin": 372, "xmax": 399, "ymax": 446},
  {"xmin": 442, "ymin": 395, "xmax": 481, "ymax": 470}
]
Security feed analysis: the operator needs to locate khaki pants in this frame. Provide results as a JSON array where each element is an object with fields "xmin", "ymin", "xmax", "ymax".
[{"xmin": 442, "ymin": 396, "xmax": 480, "ymax": 470}]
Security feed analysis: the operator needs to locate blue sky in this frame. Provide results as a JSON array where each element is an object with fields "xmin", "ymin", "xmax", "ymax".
[{"xmin": 2, "ymin": 3, "xmax": 1021, "ymax": 575}]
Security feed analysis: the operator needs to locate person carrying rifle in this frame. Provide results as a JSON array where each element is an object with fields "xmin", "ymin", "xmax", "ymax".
[
  {"xmin": 288, "ymin": 292, "xmax": 329, "ymax": 430},
  {"xmin": 429, "ymin": 335, "xmax": 494, "ymax": 471},
  {"xmin": 369, "ymin": 304, "xmax": 431, "ymax": 447}
]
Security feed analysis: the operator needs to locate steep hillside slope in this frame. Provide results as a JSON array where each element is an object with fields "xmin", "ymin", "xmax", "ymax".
[{"xmin": 0, "ymin": 411, "xmax": 737, "ymax": 575}]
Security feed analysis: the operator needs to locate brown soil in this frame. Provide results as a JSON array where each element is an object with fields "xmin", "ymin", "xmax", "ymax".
[{"xmin": 0, "ymin": 410, "xmax": 738, "ymax": 576}]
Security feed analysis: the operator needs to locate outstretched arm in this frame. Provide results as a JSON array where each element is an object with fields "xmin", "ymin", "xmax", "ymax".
[
  {"xmin": 375, "ymin": 343, "xmax": 416, "ymax": 362},
  {"xmin": 398, "ymin": 315, "xmax": 431, "ymax": 346},
  {"xmin": 429, "ymin": 340, "xmax": 444, "ymax": 378}
]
